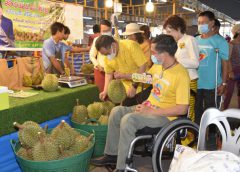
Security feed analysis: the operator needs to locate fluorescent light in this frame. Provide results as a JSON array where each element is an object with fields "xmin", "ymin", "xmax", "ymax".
[
  {"xmin": 83, "ymin": 17, "xmax": 93, "ymax": 20},
  {"xmin": 118, "ymin": 20, "xmax": 124, "ymax": 23},
  {"xmin": 146, "ymin": 1, "xmax": 154, "ymax": 13},
  {"xmin": 218, "ymin": 19, "xmax": 223, "ymax": 22},
  {"xmin": 159, "ymin": 0, "xmax": 167, "ymax": 2},
  {"xmin": 182, "ymin": 6, "xmax": 195, "ymax": 12},
  {"xmin": 105, "ymin": 0, "xmax": 113, "ymax": 8}
]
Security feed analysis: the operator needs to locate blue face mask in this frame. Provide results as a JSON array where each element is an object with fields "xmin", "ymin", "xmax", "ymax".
[
  {"xmin": 198, "ymin": 24, "xmax": 209, "ymax": 34},
  {"xmin": 151, "ymin": 55, "xmax": 162, "ymax": 65}
]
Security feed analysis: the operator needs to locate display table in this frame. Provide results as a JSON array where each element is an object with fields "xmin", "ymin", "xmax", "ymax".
[{"xmin": 0, "ymin": 84, "xmax": 99, "ymax": 136}]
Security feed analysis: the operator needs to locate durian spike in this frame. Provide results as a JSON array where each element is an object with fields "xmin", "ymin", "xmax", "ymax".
[
  {"xmin": 59, "ymin": 120, "xmax": 66, "ymax": 129},
  {"xmin": 43, "ymin": 125, "xmax": 48, "ymax": 134},
  {"xmin": 87, "ymin": 134, "xmax": 94, "ymax": 141},
  {"xmin": 76, "ymin": 99, "xmax": 79, "ymax": 106},
  {"xmin": 58, "ymin": 145, "xmax": 64, "ymax": 154},
  {"xmin": 13, "ymin": 122, "xmax": 24, "ymax": 130},
  {"xmin": 38, "ymin": 132, "xmax": 45, "ymax": 144}
]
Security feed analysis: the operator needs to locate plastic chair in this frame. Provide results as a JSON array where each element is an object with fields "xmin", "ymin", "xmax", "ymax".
[{"xmin": 197, "ymin": 108, "xmax": 240, "ymax": 156}]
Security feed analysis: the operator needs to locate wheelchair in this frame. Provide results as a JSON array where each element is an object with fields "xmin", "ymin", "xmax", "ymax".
[{"xmin": 124, "ymin": 117, "xmax": 199, "ymax": 172}]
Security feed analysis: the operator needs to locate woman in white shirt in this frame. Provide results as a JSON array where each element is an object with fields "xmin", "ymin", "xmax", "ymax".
[{"xmin": 163, "ymin": 15, "xmax": 199, "ymax": 122}]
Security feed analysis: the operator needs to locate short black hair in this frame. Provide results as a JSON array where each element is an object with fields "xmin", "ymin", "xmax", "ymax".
[
  {"xmin": 151, "ymin": 34, "xmax": 178, "ymax": 56},
  {"xmin": 100, "ymin": 20, "xmax": 112, "ymax": 28},
  {"xmin": 163, "ymin": 15, "xmax": 186, "ymax": 34},
  {"xmin": 214, "ymin": 19, "xmax": 221, "ymax": 28},
  {"xmin": 140, "ymin": 25, "xmax": 151, "ymax": 39},
  {"xmin": 134, "ymin": 32, "xmax": 144, "ymax": 44},
  {"xmin": 64, "ymin": 26, "xmax": 70, "ymax": 35},
  {"xmin": 95, "ymin": 35, "xmax": 115, "ymax": 51},
  {"xmin": 199, "ymin": 11, "xmax": 215, "ymax": 21},
  {"xmin": 93, "ymin": 24, "xmax": 100, "ymax": 34},
  {"xmin": 50, "ymin": 22, "xmax": 65, "ymax": 35}
]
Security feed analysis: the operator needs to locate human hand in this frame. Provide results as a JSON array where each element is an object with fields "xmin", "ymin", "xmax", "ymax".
[
  {"xmin": 114, "ymin": 72, "xmax": 125, "ymax": 79},
  {"xmin": 99, "ymin": 91, "xmax": 107, "ymax": 101},
  {"xmin": 135, "ymin": 104, "xmax": 154, "ymax": 114},
  {"xmin": 96, "ymin": 65, "xmax": 104, "ymax": 72},
  {"xmin": 228, "ymin": 71, "xmax": 235, "ymax": 80},
  {"xmin": 217, "ymin": 85, "xmax": 226, "ymax": 95},
  {"xmin": 127, "ymin": 86, "xmax": 137, "ymax": 98}
]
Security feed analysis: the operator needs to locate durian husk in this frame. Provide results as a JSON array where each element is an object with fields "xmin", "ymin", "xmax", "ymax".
[
  {"xmin": 23, "ymin": 75, "xmax": 32, "ymax": 87},
  {"xmin": 98, "ymin": 115, "xmax": 109, "ymax": 125},
  {"xmin": 107, "ymin": 80, "xmax": 127, "ymax": 104},
  {"xmin": 81, "ymin": 64, "xmax": 94, "ymax": 74},
  {"xmin": 70, "ymin": 134, "xmax": 93, "ymax": 154},
  {"xmin": 41, "ymin": 74, "xmax": 59, "ymax": 92},
  {"xmin": 71, "ymin": 99, "xmax": 88, "ymax": 124},
  {"xmin": 87, "ymin": 102, "xmax": 104, "ymax": 119}
]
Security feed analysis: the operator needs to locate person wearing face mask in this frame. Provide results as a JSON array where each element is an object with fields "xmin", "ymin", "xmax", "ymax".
[
  {"xmin": 122, "ymin": 23, "xmax": 152, "ymax": 68},
  {"xmin": 91, "ymin": 34, "xmax": 190, "ymax": 172},
  {"xmin": 163, "ymin": 15, "xmax": 199, "ymax": 122},
  {"xmin": 89, "ymin": 20, "xmax": 112, "ymax": 92},
  {"xmin": 94, "ymin": 35, "xmax": 148, "ymax": 106},
  {"xmin": 195, "ymin": 11, "xmax": 229, "ymax": 125}
]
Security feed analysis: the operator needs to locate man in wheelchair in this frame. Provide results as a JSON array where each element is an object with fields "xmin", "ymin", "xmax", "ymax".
[{"xmin": 91, "ymin": 34, "xmax": 190, "ymax": 172}]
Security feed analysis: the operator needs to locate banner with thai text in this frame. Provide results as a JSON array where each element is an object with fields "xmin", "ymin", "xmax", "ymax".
[{"xmin": 0, "ymin": 0, "xmax": 83, "ymax": 49}]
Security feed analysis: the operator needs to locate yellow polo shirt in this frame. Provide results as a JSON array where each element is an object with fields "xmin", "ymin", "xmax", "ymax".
[
  {"xmin": 145, "ymin": 64, "xmax": 190, "ymax": 120},
  {"xmin": 104, "ymin": 40, "xmax": 148, "ymax": 93}
]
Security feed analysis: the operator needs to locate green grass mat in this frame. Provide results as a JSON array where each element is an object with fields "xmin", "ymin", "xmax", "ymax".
[{"xmin": 0, "ymin": 85, "xmax": 99, "ymax": 136}]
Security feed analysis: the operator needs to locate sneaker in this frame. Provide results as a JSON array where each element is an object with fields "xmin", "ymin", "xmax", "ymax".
[{"xmin": 91, "ymin": 154, "xmax": 117, "ymax": 166}]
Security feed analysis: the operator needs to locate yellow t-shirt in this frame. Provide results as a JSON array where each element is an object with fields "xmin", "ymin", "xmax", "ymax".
[
  {"xmin": 140, "ymin": 40, "xmax": 152, "ymax": 69},
  {"xmin": 104, "ymin": 40, "xmax": 148, "ymax": 93},
  {"xmin": 145, "ymin": 63, "xmax": 190, "ymax": 121}
]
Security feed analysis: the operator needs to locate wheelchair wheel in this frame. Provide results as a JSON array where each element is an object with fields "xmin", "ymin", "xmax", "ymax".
[{"xmin": 152, "ymin": 119, "xmax": 199, "ymax": 172}]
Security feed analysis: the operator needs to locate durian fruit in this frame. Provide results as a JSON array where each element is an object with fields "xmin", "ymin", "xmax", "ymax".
[
  {"xmin": 107, "ymin": 80, "xmax": 127, "ymax": 104},
  {"xmin": 13, "ymin": 121, "xmax": 45, "ymax": 148},
  {"xmin": 102, "ymin": 101, "xmax": 115, "ymax": 116},
  {"xmin": 32, "ymin": 71, "xmax": 44, "ymax": 85},
  {"xmin": 58, "ymin": 145, "xmax": 75, "ymax": 159},
  {"xmin": 81, "ymin": 64, "xmax": 94, "ymax": 74},
  {"xmin": 50, "ymin": 120, "xmax": 76, "ymax": 149},
  {"xmin": 70, "ymin": 134, "xmax": 94, "ymax": 154},
  {"xmin": 23, "ymin": 75, "xmax": 32, "ymax": 87},
  {"xmin": 33, "ymin": 132, "xmax": 59, "ymax": 161},
  {"xmin": 17, "ymin": 147, "xmax": 33, "ymax": 160},
  {"xmin": 71, "ymin": 99, "xmax": 88, "ymax": 124},
  {"xmin": 87, "ymin": 102, "xmax": 105, "ymax": 119},
  {"xmin": 41, "ymin": 74, "xmax": 58, "ymax": 92},
  {"xmin": 98, "ymin": 115, "xmax": 109, "ymax": 125}
]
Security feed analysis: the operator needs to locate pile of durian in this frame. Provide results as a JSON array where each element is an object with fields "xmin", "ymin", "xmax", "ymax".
[
  {"xmin": 71, "ymin": 99, "xmax": 115, "ymax": 126},
  {"xmin": 23, "ymin": 73, "xmax": 59, "ymax": 92},
  {"xmin": 14, "ymin": 120, "xmax": 93, "ymax": 161}
]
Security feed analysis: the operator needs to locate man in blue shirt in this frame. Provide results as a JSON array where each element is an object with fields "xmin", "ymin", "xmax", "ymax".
[
  {"xmin": 0, "ymin": 1, "xmax": 14, "ymax": 47},
  {"xmin": 195, "ymin": 11, "xmax": 229, "ymax": 124}
]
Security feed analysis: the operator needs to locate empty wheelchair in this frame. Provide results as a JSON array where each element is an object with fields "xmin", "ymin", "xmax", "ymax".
[{"xmin": 124, "ymin": 117, "xmax": 199, "ymax": 172}]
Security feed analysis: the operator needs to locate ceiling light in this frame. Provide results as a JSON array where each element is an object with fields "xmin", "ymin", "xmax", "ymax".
[
  {"xmin": 105, "ymin": 0, "xmax": 113, "ymax": 8},
  {"xmin": 83, "ymin": 17, "xmax": 93, "ymax": 20},
  {"xmin": 159, "ymin": 0, "xmax": 167, "ymax": 2},
  {"xmin": 146, "ymin": 1, "xmax": 154, "ymax": 13},
  {"xmin": 182, "ymin": 6, "xmax": 195, "ymax": 12},
  {"xmin": 218, "ymin": 19, "xmax": 223, "ymax": 22}
]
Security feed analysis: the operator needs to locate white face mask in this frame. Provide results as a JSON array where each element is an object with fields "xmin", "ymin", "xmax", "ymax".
[
  {"xmin": 102, "ymin": 31, "xmax": 112, "ymax": 36},
  {"xmin": 107, "ymin": 45, "xmax": 116, "ymax": 60}
]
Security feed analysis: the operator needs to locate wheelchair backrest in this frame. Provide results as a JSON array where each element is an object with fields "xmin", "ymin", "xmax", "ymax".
[{"xmin": 197, "ymin": 108, "xmax": 240, "ymax": 156}]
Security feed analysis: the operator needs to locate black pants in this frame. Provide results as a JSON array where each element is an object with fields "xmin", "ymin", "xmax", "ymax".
[
  {"xmin": 122, "ymin": 85, "xmax": 152, "ymax": 107},
  {"xmin": 195, "ymin": 89, "xmax": 221, "ymax": 125}
]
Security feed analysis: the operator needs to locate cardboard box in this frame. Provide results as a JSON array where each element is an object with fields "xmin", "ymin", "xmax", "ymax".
[{"xmin": 0, "ymin": 86, "xmax": 9, "ymax": 111}]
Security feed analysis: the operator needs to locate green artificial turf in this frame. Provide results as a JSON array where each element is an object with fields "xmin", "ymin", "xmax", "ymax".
[{"xmin": 0, "ymin": 85, "xmax": 99, "ymax": 136}]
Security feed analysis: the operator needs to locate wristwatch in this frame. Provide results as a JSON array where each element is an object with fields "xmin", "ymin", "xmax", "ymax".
[{"xmin": 132, "ymin": 82, "xmax": 139, "ymax": 89}]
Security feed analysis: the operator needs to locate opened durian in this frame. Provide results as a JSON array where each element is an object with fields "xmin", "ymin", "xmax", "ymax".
[
  {"xmin": 41, "ymin": 74, "xmax": 58, "ymax": 92},
  {"xmin": 71, "ymin": 99, "xmax": 88, "ymax": 124},
  {"xmin": 107, "ymin": 80, "xmax": 127, "ymax": 103},
  {"xmin": 87, "ymin": 102, "xmax": 105, "ymax": 119}
]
